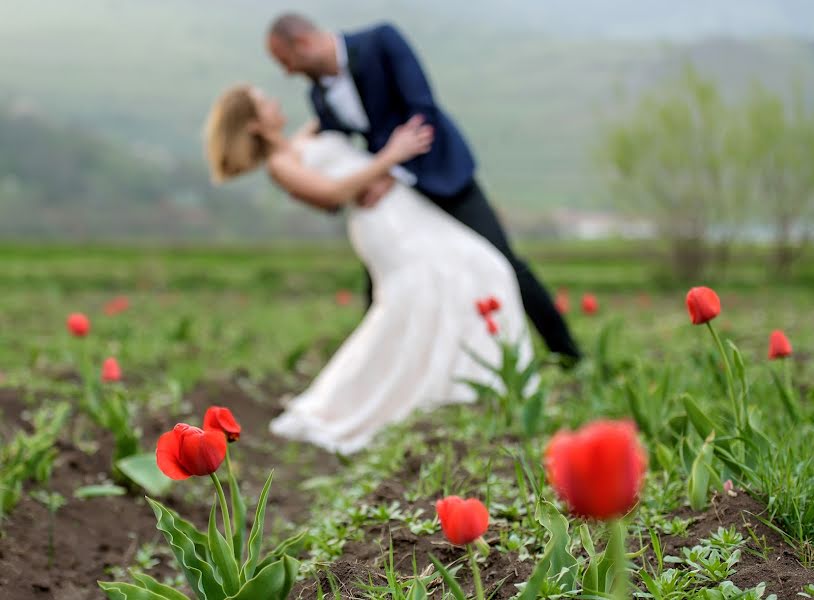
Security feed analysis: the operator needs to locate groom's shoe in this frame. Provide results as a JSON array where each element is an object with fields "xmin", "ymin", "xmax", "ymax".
[{"xmin": 557, "ymin": 353, "xmax": 581, "ymax": 371}]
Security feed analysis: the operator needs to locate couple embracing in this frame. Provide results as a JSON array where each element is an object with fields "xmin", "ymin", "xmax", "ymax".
[{"xmin": 205, "ymin": 13, "xmax": 580, "ymax": 454}]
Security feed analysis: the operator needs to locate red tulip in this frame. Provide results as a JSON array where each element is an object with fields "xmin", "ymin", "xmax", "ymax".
[
  {"xmin": 485, "ymin": 316, "xmax": 499, "ymax": 336},
  {"xmin": 581, "ymin": 294, "xmax": 599, "ymax": 315},
  {"xmin": 104, "ymin": 295, "xmax": 130, "ymax": 316},
  {"xmin": 555, "ymin": 291, "xmax": 570, "ymax": 314},
  {"xmin": 101, "ymin": 357, "xmax": 122, "ymax": 382},
  {"xmin": 476, "ymin": 296, "xmax": 501, "ymax": 317},
  {"xmin": 203, "ymin": 406, "xmax": 241, "ymax": 442},
  {"xmin": 436, "ymin": 496, "xmax": 489, "ymax": 546},
  {"xmin": 545, "ymin": 420, "xmax": 647, "ymax": 520},
  {"xmin": 768, "ymin": 330, "xmax": 792, "ymax": 360},
  {"xmin": 67, "ymin": 313, "xmax": 91, "ymax": 337},
  {"xmin": 156, "ymin": 423, "xmax": 227, "ymax": 480},
  {"xmin": 335, "ymin": 290, "xmax": 352, "ymax": 306},
  {"xmin": 685, "ymin": 287, "xmax": 720, "ymax": 325}
]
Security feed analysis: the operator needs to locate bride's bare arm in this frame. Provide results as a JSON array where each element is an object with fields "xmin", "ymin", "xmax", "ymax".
[{"xmin": 268, "ymin": 116, "xmax": 433, "ymax": 211}]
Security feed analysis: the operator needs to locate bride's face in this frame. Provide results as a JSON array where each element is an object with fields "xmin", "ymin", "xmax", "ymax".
[{"xmin": 248, "ymin": 87, "xmax": 287, "ymax": 132}]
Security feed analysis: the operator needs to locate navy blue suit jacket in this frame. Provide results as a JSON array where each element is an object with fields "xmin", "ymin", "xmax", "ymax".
[{"xmin": 309, "ymin": 23, "xmax": 476, "ymax": 199}]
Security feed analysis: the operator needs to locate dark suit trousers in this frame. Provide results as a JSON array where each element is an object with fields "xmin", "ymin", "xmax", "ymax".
[{"xmin": 362, "ymin": 180, "xmax": 581, "ymax": 359}]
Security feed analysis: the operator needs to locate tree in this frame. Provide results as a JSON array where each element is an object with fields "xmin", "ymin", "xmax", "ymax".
[{"xmin": 599, "ymin": 67, "xmax": 737, "ymax": 281}]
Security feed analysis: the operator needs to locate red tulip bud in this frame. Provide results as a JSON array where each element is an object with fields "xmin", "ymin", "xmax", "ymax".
[
  {"xmin": 545, "ymin": 419, "xmax": 647, "ymax": 520},
  {"xmin": 203, "ymin": 406, "xmax": 241, "ymax": 442},
  {"xmin": 335, "ymin": 290, "xmax": 353, "ymax": 306},
  {"xmin": 104, "ymin": 295, "xmax": 130, "ymax": 316},
  {"xmin": 476, "ymin": 299, "xmax": 491, "ymax": 317},
  {"xmin": 66, "ymin": 313, "xmax": 91, "ymax": 337},
  {"xmin": 555, "ymin": 291, "xmax": 570, "ymax": 314},
  {"xmin": 768, "ymin": 330, "xmax": 792, "ymax": 360},
  {"xmin": 101, "ymin": 357, "xmax": 122, "ymax": 382},
  {"xmin": 486, "ymin": 296, "xmax": 501, "ymax": 312},
  {"xmin": 156, "ymin": 423, "xmax": 227, "ymax": 480},
  {"xmin": 685, "ymin": 286, "xmax": 720, "ymax": 325},
  {"xmin": 436, "ymin": 496, "xmax": 489, "ymax": 546},
  {"xmin": 581, "ymin": 294, "xmax": 599, "ymax": 315}
]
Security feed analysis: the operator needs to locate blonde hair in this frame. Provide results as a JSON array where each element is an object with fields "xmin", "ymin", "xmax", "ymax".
[{"xmin": 204, "ymin": 85, "xmax": 271, "ymax": 183}]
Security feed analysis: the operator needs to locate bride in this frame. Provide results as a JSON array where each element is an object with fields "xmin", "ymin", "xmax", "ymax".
[{"xmin": 205, "ymin": 85, "xmax": 533, "ymax": 454}]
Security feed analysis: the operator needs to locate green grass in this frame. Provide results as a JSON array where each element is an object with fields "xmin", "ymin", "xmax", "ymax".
[{"xmin": 1, "ymin": 242, "xmax": 813, "ymax": 597}]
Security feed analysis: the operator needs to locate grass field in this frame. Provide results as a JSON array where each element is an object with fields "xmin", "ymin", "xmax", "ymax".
[{"xmin": 0, "ymin": 242, "xmax": 813, "ymax": 599}]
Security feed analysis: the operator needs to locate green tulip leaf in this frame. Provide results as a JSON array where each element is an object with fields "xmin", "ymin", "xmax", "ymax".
[
  {"xmin": 131, "ymin": 571, "xmax": 191, "ymax": 600},
  {"xmin": 98, "ymin": 581, "xmax": 181, "ymax": 600},
  {"xmin": 147, "ymin": 497, "xmax": 225, "ymax": 600},
  {"xmin": 208, "ymin": 502, "xmax": 241, "ymax": 596},
  {"xmin": 116, "ymin": 453, "xmax": 173, "ymax": 497},
  {"xmin": 240, "ymin": 470, "xmax": 274, "ymax": 582},
  {"xmin": 227, "ymin": 555, "xmax": 299, "ymax": 600}
]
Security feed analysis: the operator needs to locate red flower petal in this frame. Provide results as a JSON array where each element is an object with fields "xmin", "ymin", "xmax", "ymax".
[
  {"xmin": 436, "ymin": 496, "xmax": 489, "ymax": 545},
  {"xmin": 66, "ymin": 313, "xmax": 91, "ymax": 337},
  {"xmin": 156, "ymin": 427, "xmax": 191, "ymax": 480},
  {"xmin": 768, "ymin": 330, "xmax": 792, "ymax": 360},
  {"xmin": 685, "ymin": 287, "xmax": 721, "ymax": 325},
  {"xmin": 177, "ymin": 426, "xmax": 227, "ymax": 476},
  {"xmin": 203, "ymin": 406, "xmax": 241, "ymax": 442},
  {"xmin": 101, "ymin": 357, "xmax": 122, "ymax": 382},
  {"xmin": 545, "ymin": 420, "xmax": 647, "ymax": 520}
]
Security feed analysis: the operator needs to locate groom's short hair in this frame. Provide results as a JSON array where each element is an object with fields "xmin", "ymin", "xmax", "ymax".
[{"xmin": 269, "ymin": 13, "xmax": 317, "ymax": 42}]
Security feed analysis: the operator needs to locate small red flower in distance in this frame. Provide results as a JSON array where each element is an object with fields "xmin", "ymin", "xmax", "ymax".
[
  {"xmin": 436, "ymin": 496, "xmax": 489, "ymax": 546},
  {"xmin": 476, "ymin": 296, "xmax": 501, "ymax": 316},
  {"xmin": 104, "ymin": 295, "xmax": 130, "ymax": 316},
  {"xmin": 555, "ymin": 290, "xmax": 570, "ymax": 314},
  {"xmin": 67, "ymin": 313, "xmax": 91, "ymax": 337},
  {"xmin": 101, "ymin": 357, "xmax": 122, "ymax": 382},
  {"xmin": 685, "ymin": 286, "xmax": 720, "ymax": 325},
  {"xmin": 156, "ymin": 423, "xmax": 227, "ymax": 480},
  {"xmin": 203, "ymin": 406, "xmax": 241, "ymax": 442},
  {"xmin": 768, "ymin": 330, "xmax": 792, "ymax": 360},
  {"xmin": 335, "ymin": 289, "xmax": 353, "ymax": 306},
  {"xmin": 581, "ymin": 294, "xmax": 599, "ymax": 315},
  {"xmin": 545, "ymin": 419, "xmax": 647, "ymax": 520}
]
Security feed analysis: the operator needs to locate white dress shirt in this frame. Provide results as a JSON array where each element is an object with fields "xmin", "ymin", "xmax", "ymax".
[{"xmin": 319, "ymin": 35, "xmax": 417, "ymax": 186}]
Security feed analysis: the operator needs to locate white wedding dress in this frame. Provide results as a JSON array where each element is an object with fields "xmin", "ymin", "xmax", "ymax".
[{"xmin": 269, "ymin": 132, "xmax": 533, "ymax": 454}]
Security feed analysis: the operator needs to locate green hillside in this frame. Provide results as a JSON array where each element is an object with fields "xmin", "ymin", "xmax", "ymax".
[{"xmin": 0, "ymin": 1, "xmax": 812, "ymax": 239}]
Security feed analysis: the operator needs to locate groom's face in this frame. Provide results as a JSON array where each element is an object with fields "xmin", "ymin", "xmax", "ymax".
[{"xmin": 267, "ymin": 34, "xmax": 324, "ymax": 79}]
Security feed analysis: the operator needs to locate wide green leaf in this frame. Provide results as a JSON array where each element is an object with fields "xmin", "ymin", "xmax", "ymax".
[
  {"xmin": 227, "ymin": 555, "xmax": 299, "ymax": 600},
  {"xmin": 688, "ymin": 433, "xmax": 716, "ymax": 510},
  {"xmin": 240, "ymin": 470, "xmax": 274, "ymax": 581},
  {"xmin": 74, "ymin": 484, "xmax": 127, "ymax": 499},
  {"xmin": 208, "ymin": 502, "xmax": 240, "ymax": 596},
  {"xmin": 98, "ymin": 581, "xmax": 179, "ymax": 600},
  {"xmin": 147, "ymin": 497, "xmax": 225, "ymax": 600},
  {"xmin": 131, "ymin": 571, "xmax": 192, "ymax": 600},
  {"xmin": 117, "ymin": 453, "xmax": 173, "ymax": 496}
]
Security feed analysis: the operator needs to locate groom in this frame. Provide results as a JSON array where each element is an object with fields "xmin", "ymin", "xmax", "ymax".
[{"xmin": 266, "ymin": 13, "xmax": 581, "ymax": 363}]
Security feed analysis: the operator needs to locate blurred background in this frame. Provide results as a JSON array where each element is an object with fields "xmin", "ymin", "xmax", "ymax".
[{"xmin": 0, "ymin": 0, "xmax": 813, "ymax": 281}]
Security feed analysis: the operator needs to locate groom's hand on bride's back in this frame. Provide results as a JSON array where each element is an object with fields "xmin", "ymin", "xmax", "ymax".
[{"xmin": 357, "ymin": 175, "xmax": 395, "ymax": 209}]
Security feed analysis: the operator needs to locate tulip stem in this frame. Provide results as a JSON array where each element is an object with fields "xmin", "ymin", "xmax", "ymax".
[
  {"xmin": 210, "ymin": 473, "xmax": 233, "ymax": 552},
  {"xmin": 467, "ymin": 543, "xmax": 485, "ymax": 600},
  {"xmin": 706, "ymin": 322, "xmax": 740, "ymax": 428},
  {"xmin": 609, "ymin": 519, "xmax": 628, "ymax": 600}
]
